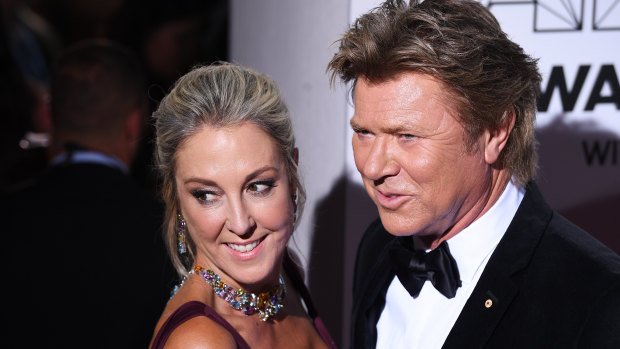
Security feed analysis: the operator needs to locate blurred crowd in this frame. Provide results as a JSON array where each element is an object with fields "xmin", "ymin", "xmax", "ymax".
[
  {"xmin": 1, "ymin": 0, "xmax": 228, "ymax": 193},
  {"xmin": 0, "ymin": 1, "xmax": 228, "ymax": 345}
]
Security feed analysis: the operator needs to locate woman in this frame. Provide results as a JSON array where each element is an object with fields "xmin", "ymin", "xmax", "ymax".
[{"xmin": 150, "ymin": 63, "xmax": 337, "ymax": 348}]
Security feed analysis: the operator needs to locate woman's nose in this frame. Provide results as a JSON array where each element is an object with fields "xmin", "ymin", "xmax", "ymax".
[{"xmin": 224, "ymin": 198, "xmax": 256, "ymax": 237}]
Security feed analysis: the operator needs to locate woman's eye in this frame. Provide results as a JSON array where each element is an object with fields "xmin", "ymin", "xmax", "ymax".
[
  {"xmin": 191, "ymin": 190, "xmax": 217, "ymax": 203},
  {"xmin": 248, "ymin": 180, "xmax": 274, "ymax": 194}
]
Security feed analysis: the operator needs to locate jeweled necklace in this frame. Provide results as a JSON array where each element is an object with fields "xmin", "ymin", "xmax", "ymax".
[{"xmin": 190, "ymin": 266, "xmax": 286, "ymax": 322}]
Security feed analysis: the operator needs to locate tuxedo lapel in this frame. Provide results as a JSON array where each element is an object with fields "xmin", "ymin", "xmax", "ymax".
[
  {"xmin": 443, "ymin": 183, "xmax": 552, "ymax": 348},
  {"xmin": 351, "ymin": 220, "xmax": 398, "ymax": 349}
]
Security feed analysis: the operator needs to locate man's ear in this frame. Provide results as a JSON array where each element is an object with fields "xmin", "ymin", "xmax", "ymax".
[
  {"xmin": 125, "ymin": 109, "xmax": 143, "ymax": 144},
  {"xmin": 121, "ymin": 109, "xmax": 145, "ymax": 165},
  {"xmin": 484, "ymin": 107, "xmax": 515, "ymax": 165}
]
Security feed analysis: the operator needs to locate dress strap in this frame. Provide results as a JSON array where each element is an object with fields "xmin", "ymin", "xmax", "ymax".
[
  {"xmin": 151, "ymin": 301, "xmax": 250, "ymax": 349},
  {"xmin": 283, "ymin": 254, "xmax": 338, "ymax": 349}
]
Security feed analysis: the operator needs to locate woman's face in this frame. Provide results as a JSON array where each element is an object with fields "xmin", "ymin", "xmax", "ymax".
[{"xmin": 175, "ymin": 122, "xmax": 295, "ymax": 289}]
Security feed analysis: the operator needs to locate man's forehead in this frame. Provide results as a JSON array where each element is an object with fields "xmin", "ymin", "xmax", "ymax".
[
  {"xmin": 351, "ymin": 111, "xmax": 422, "ymax": 128},
  {"xmin": 354, "ymin": 73, "xmax": 447, "ymax": 101}
]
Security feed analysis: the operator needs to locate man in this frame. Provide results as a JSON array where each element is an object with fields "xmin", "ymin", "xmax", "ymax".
[
  {"xmin": 327, "ymin": 0, "xmax": 620, "ymax": 348},
  {"xmin": 2, "ymin": 40, "xmax": 174, "ymax": 347}
]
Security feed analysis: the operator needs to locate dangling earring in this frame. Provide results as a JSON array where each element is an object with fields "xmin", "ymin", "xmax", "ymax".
[
  {"xmin": 291, "ymin": 193, "xmax": 298, "ymax": 223},
  {"xmin": 176, "ymin": 212, "xmax": 188, "ymax": 255}
]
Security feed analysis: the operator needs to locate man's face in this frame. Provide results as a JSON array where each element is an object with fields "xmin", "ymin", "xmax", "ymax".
[{"xmin": 351, "ymin": 73, "xmax": 493, "ymax": 244}]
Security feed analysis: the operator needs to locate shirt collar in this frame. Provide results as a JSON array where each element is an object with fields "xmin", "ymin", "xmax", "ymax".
[
  {"xmin": 444, "ymin": 181, "xmax": 525, "ymax": 284},
  {"xmin": 51, "ymin": 150, "xmax": 129, "ymax": 174}
]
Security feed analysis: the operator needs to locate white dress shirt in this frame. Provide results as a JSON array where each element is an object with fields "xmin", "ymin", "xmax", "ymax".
[{"xmin": 376, "ymin": 182, "xmax": 525, "ymax": 349}]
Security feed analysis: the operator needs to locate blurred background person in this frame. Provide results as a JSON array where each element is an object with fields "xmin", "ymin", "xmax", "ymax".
[
  {"xmin": 0, "ymin": 0, "xmax": 58, "ymax": 192},
  {"xmin": 1, "ymin": 0, "xmax": 228, "ymax": 194},
  {"xmin": 2, "ymin": 39, "xmax": 174, "ymax": 347}
]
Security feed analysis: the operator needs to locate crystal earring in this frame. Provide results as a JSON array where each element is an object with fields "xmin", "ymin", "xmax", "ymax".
[{"xmin": 176, "ymin": 212, "xmax": 188, "ymax": 255}]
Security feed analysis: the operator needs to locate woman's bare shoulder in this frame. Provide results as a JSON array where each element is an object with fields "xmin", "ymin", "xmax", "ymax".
[
  {"xmin": 163, "ymin": 315, "xmax": 237, "ymax": 349},
  {"xmin": 155, "ymin": 278, "xmax": 237, "ymax": 349}
]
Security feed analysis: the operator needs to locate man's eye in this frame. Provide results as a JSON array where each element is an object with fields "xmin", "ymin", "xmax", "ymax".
[
  {"xmin": 400, "ymin": 133, "xmax": 417, "ymax": 140},
  {"xmin": 355, "ymin": 128, "xmax": 373, "ymax": 137}
]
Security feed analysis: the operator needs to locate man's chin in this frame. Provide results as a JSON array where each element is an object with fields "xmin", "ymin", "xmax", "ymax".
[{"xmin": 378, "ymin": 211, "xmax": 421, "ymax": 237}]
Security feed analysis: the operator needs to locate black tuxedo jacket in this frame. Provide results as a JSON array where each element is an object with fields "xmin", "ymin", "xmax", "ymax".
[
  {"xmin": 2, "ymin": 163, "xmax": 175, "ymax": 348},
  {"xmin": 351, "ymin": 183, "xmax": 620, "ymax": 348}
]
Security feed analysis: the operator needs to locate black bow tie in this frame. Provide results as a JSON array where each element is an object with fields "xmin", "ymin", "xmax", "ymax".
[{"xmin": 389, "ymin": 238, "xmax": 462, "ymax": 299}]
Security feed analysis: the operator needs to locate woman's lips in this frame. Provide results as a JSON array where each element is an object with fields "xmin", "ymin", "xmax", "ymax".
[
  {"xmin": 227, "ymin": 239, "xmax": 261, "ymax": 253},
  {"xmin": 225, "ymin": 236, "xmax": 266, "ymax": 260}
]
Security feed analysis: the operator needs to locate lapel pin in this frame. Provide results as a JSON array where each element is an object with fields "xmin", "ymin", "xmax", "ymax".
[{"xmin": 484, "ymin": 299, "xmax": 493, "ymax": 308}]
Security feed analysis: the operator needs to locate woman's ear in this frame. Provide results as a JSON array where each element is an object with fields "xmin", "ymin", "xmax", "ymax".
[{"xmin": 484, "ymin": 107, "xmax": 516, "ymax": 165}]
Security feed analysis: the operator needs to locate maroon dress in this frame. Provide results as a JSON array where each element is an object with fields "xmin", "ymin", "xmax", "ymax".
[{"xmin": 151, "ymin": 255, "xmax": 338, "ymax": 349}]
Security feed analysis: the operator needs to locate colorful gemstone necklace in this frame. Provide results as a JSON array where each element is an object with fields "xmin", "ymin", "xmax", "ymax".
[{"xmin": 190, "ymin": 266, "xmax": 286, "ymax": 322}]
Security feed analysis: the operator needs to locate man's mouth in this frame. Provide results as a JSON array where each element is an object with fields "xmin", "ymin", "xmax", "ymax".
[
  {"xmin": 375, "ymin": 188, "xmax": 409, "ymax": 209},
  {"xmin": 377, "ymin": 188, "xmax": 401, "ymax": 198}
]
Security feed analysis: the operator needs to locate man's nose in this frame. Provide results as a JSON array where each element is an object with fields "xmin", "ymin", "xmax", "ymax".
[{"xmin": 360, "ymin": 137, "xmax": 399, "ymax": 182}]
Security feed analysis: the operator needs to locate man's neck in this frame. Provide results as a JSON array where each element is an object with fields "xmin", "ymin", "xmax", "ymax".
[
  {"xmin": 424, "ymin": 170, "xmax": 512, "ymax": 250},
  {"xmin": 52, "ymin": 136, "xmax": 131, "ymax": 168}
]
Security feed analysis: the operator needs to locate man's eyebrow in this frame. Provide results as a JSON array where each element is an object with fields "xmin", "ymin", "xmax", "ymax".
[
  {"xmin": 350, "ymin": 118, "xmax": 363, "ymax": 130},
  {"xmin": 350, "ymin": 118, "xmax": 419, "ymax": 134},
  {"xmin": 382, "ymin": 125, "xmax": 413, "ymax": 134}
]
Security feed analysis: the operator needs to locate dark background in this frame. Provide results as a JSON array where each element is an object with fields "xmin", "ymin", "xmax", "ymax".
[{"xmin": 1, "ymin": 0, "xmax": 229, "ymax": 193}]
